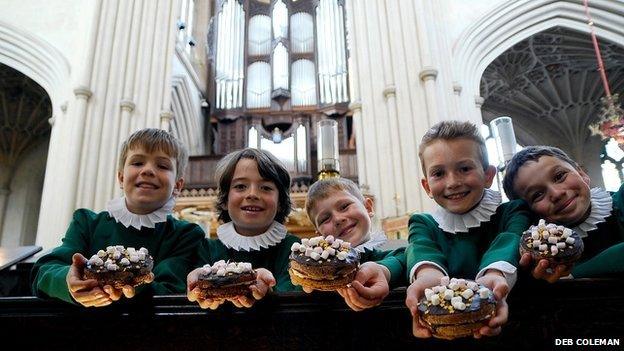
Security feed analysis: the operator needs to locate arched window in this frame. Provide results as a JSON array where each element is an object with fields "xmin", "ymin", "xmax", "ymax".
[{"xmin": 601, "ymin": 138, "xmax": 624, "ymax": 191}]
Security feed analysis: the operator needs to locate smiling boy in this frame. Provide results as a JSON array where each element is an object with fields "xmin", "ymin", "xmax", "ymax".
[{"xmin": 404, "ymin": 120, "xmax": 531, "ymax": 338}]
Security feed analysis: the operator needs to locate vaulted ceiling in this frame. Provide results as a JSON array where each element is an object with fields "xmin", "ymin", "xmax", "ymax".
[
  {"xmin": 0, "ymin": 63, "xmax": 51, "ymax": 167},
  {"xmin": 480, "ymin": 27, "xmax": 624, "ymax": 153}
]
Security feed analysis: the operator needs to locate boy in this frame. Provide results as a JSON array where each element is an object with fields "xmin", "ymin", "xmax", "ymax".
[
  {"xmin": 304, "ymin": 177, "xmax": 406, "ymax": 311},
  {"xmin": 32, "ymin": 128, "xmax": 204, "ymax": 306},
  {"xmin": 404, "ymin": 121, "xmax": 531, "ymax": 338},
  {"xmin": 503, "ymin": 145, "xmax": 624, "ymax": 281}
]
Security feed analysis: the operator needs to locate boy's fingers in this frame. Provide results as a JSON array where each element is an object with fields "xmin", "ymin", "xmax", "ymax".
[
  {"xmin": 187, "ymin": 269, "xmax": 201, "ymax": 292},
  {"xmin": 145, "ymin": 273, "xmax": 155, "ymax": 283},
  {"xmin": 493, "ymin": 283, "xmax": 509, "ymax": 301},
  {"xmin": 413, "ymin": 317, "xmax": 432, "ymax": 338},
  {"xmin": 351, "ymin": 280, "xmax": 388, "ymax": 301},
  {"xmin": 71, "ymin": 253, "xmax": 88, "ymax": 267},
  {"xmin": 188, "ymin": 287, "xmax": 201, "ymax": 302},
  {"xmin": 68, "ymin": 278, "xmax": 99, "ymax": 293},
  {"xmin": 122, "ymin": 285, "xmax": 135, "ymax": 298},
  {"xmin": 302, "ymin": 286, "xmax": 315, "ymax": 294},
  {"xmin": 518, "ymin": 253, "xmax": 532, "ymax": 267},
  {"xmin": 103, "ymin": 285, "xmax": 122, "ymax": 301}
]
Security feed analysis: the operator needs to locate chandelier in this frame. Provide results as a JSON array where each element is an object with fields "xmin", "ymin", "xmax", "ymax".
[{"xmin": 584, "ymin": 0, "xmax": 624, "ymax": 144}]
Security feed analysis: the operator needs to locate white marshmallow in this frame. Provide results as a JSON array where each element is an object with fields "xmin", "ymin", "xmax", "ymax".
[
  {"xmin": 137, "ymin": 252, "xmax": 146, "ymax": 261},
  {"xmin": 430, "ymin": 294, "xmax": 440, "ymax": 305},
  {"xmin": 321, "ymin": 250, "xmax": 330, "ymax": 260},
  {"xmin": 301, "ymin": 238, "xmax": 309, "ymax": 246},
  {"xmin": 478, "ymin": 287, "xmax": 490, "ymax": 299},
  {"xmin": 327, "ymin": 247, "xmax": 336, "ymax": 256},
  {"xmin": 310, "ymin": 252, "xmax": 321, "ymax": 261},
  {"xmin": 562, "ymin": 228, "xmax": 572, "ymax": 238},
  {"xmin": 120, "ymin": 258, "xmax": 130, "ymax": 266},
  {"xmin": 341, "ymin": 242, "xmax": 351, "ymax": 249},
  {"xmin": 548, "ymin": 236, "xmax": 559, "ymax": 244},
  {"xmin": 313, "ymin": 246, "xmax": 323, "ymax": 254},
  {"xmin": 440, "ymin": 276, "xmax": 450, "ymax": 286},
  {"xmin": 444, "ymin": 289, "xmax": 454, "ymax": 300},
  {"xmin": 452, "ymin": 301, "xmax": 466, "ymax": 311},
  {"xmin": 216, "ymin": 268, "xmax": 226, "ymax": 276},
  {"xmin": 424, "ymin": 288, "xmax": 434, "ymax": 301},
  {"xmin": 533, "ymin": 239, "xmax": 542, "ymax": 247},
  {"xmin": 325, "ymin": 235, "xmax": 335, "ymax": 244},
  {"xmin": 451, "ymin": 296, "xmax": 463, "ymax": 305},
  {"xmin": 531, "ymin": 231, "xmax": 540, "ymax": 240},
  {"xmin": 448, "ymin": 282, "xmax": 459, "ymax": 291},
  {"xmin": 557, "ymin": 242, "xmax": 566, "ymax": 249},
  {"xmin": 550, "ymin": 246, "xmax": 559, "ymax": 255},
  {"xmin": 337, "ymin": 251, "xmax": 348, "ymax": 260},
  {"xmin": 566, "ymin": 237, "xmax": 576, "ymax": 245},
  {"xmin": 305, "ymin": 248, "xmax": 314, "ymax": 257},
  {"xmin": 461, "ymin": 288, "xmax": 474, "ymax": 299},
  {"xmin": 539, "ymin": 244, "xmax": 548, "ymax": 252},
  {"xmin": 467, "ymin": 281, "xmax": 478, "ymax": 291},
  {"xmin": 97, "ymin": 250, "xmax": 107, "ymax": 258},
  {"xmin": 291, "ymin": 243, "xmax": 301, "ymax": 252}
]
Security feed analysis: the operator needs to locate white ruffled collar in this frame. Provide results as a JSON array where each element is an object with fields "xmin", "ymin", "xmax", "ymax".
[
  {"xmin": 106, "ymin": 196, "xmax": 174, "ymax": 230},
  {"xmin": 217, "ymin": 221, "xmax": 287, "ymax": 252},
  {"xmin": 353, "ymin": 230, "xmax": 387, "ymax": 254},
  {"xmin": 572, "ymin": 187, "xmax": 613, "ymax": 238},
  {"xmin": 431, "ymin": 189, "xmax": 502, "ymax": 234}
]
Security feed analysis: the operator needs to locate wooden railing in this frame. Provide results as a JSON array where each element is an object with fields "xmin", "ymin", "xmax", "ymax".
[{"xmin": 0, "ymin": 277, "xmax": 622, "ymax": 350}]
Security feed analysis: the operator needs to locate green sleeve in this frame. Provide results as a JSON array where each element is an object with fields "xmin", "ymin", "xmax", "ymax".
[
  {"xmin": 479, "ymin": 200, "xmax": 530, "ymax": 271},
  {"xmin": 149, "ymin": 222, "xmax": 205, "ymax": 295},
  {"xmin": 406, "ymin": 214, "xmax": 447, "ymax": 281},
  {"xmin": 369, "ymin": 248, "xmax": 406, "ymax": 288},
  {"xmin": 31, "ymin": 209, "xmax": 95, "ymax": 304},
  {"xmin": 572, "ymin": 242, "xmax": 624, "ymax": 278},
  {"xmin": 273, "ymin": 234, "xmax": 302, "ymax": 292}
]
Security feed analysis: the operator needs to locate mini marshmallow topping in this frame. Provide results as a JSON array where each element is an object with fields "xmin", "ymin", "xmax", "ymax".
[
  {"xmin": 421, "ymin": 278, "xmax": 493, "ymax": 313},
  {"xmin": 201, "ymin": 260, "xmax": 253, "ymax": 277},
  {"xmin": 291, "ymin": 235, "xmax": 353, "ymax": 261},
  {"xmin": 87, "ymin": 245, "xmax": 150, "ymax": 270},
  {"xmin": 523, "ymin": 220, "xmax": 577, "ymax": 257}
]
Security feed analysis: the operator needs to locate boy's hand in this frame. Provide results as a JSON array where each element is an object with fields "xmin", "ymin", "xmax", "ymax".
[
  {"xmin": 187, "ymin": 268, "xmax": 226, "ymax": 310},
  {"xmin": 475, "ymin": 270, "xmax": 510, "ymax": 338},
  {"xmin": 337, "ymin": 262, "xmax": 389, "ymax": 311},
  {"xmin": 520, "ymin": 253, "xmax": 572, "ymax": 283},
  {"xmin": 405, "ymin": 266, "xmax": 445, "ymax": 338},
  {"xmin": 66, "ymin": 253, "xmax": 112, "ymax": 307},
  {"xmin": 103, "ymin": 273, "xmax": 154, "ymax": 301},
  {"xmin": 229, "ymin": 268, "xmax": 276, "ymax": 308}
]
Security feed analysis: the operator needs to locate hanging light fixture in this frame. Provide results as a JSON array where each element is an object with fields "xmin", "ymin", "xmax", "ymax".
[{"xmin": 584, "ymin": 0, "xmax": 624, "ymax": 145}]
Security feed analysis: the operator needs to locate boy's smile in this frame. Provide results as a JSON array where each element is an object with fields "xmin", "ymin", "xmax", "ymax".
[
  {"xmin": 421, "ymin": 138, "xmax": 496, "ymax": 214},
  {"xmin": 513, "ymin": 155, "xmax": 591, "ymax": 225}
]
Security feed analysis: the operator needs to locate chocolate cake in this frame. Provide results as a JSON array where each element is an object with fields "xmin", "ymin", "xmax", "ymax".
[
  {"xmin": 84, "ymin": 245, "xmax": 153, "ymax": 289},
  {"xmin": 196, "ymin": 261, "xmax": 257, "ymax": 299},
  {"xmin": 418, "ymin": 278, "xmax": 496, "ymax": 340},
  {"xmin": 519, "ymin": 219, "xmax": 584, "ymax": 266},
  {"xmin": 288, "ymin": 235, "xmax": 359, "ymax": 291}
]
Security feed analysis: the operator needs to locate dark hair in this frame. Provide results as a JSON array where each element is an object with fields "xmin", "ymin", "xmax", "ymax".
[
  {"xmin": 418, "ymin": 120, "xmax": 489, "ymax": 174},
  {"xmin": 118, "ymin": 128, "xmax": 188, "ymax": 179},
  {"xmin": 305, "ymin": 177, "xmax": 365, "ymax": 226},
  {"xmin": 215, "ymin": 148, "xmax": 292, "ymax": 223},
  {"xmin": 503, "ymin": 146, "xmax": 580, "ymax": 200}
]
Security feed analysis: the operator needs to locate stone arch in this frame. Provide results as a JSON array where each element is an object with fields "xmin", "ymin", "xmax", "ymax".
[
  {"xmin": 454, "ymin": 0, "xmax": 624, "ymax": 121},
  {"xmin": 0, "ymin": 19, "xmax": 71, "ymax": 117}
]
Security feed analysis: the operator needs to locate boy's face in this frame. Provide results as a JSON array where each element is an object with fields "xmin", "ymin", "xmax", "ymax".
[
  {"xmin": 226, "ymin": 158, "xmax": 279, "ymax": 236},
  {"xmin": 118, "ymin": 146, "xmax": 183, "ymax": 215},
  {"xmin": 513, "ymin": 155, "xmax": 591, "ymax": 225},
  {"xmin": 421, "ymin": 139, "xmax": 496, "ymax": 214},
  {"xmin": 311, "ymin": 189, "xmax": 374, "ymax": 247}
]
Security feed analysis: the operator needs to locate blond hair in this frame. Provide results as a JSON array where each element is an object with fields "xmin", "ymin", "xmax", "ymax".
[
  {"xmin": 305, "ymin": 178, "xmax": 365, "ymax": 224},
  {"xmin": 118, "ymin": 128, "xmax": 188, "ymax": 179}
]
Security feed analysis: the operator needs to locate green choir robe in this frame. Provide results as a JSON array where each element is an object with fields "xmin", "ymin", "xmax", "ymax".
[
  {"xmin": 31, "ymin": 209, "xmax": 205, "ymax": 303},
  {"xmin": 406, "ymin": 200, "xmax": 531, "ymax": 280}
]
